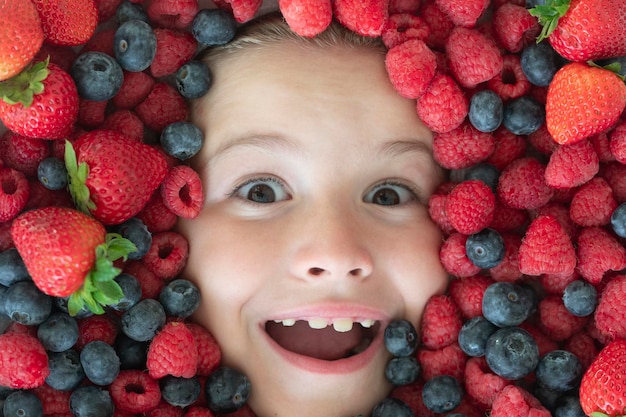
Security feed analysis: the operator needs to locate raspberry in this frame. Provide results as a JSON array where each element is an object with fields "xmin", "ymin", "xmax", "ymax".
[
  {"xmin": 433, "ymin": 122, "xmax": 496, "ymax": 170},
  {"xmin": 382, "ymin": 13, "xmax": 430, "ymax": 49},
  {"xmin": 0, "ymin": 220, "xmax": 13, "ymax": 252},
  {"xmin": 136, "ymin": 82, "xmax": 190, "ymax": 133},
  {"xmin": 147, "ymin": 0, "xmax": 199, "ymax": 29},
  {"xmin": 448, "ymin": 274, "xmax": 493, "ymax": 319},
  {"xmin": 147, "ymin": 322, "xmax": 198, "ymax": 379},
  {"xmin": 535, "ymin": 201, "xmax": 577, "ymax": 238},
  {"xmin": 435, "ymin": 0, "xmax": 489, "ymax": 27},
  {"xmin": 142, "ymin": 231, "xmax": 190, "ymax": 280},
  {"xmin": 32, "ymin": 383, "xmax": 71, "ymax": 415},
  {"xmin": 537, "ymin": 295, "xmax": 589, "ymax": 342},
  {"xmin": 388, "ymin": 0, "xmax": 421, "ymax": 14},
  {"xmin": 492, "ymin": 4, "xmax": 540, "ymax": 53},
  {"xmin": 124, "ymin": 260, "xmax": 165, "ymax": 300},
  {"xmin": 184, "ymin": 406, "xmax": 216, "ymax": 417},
  {"xmin": 160, "ymin": 165, "xmax": 204, "ymax": 219},
  {"xmin": 187, "ymin": 323, "xmax": 221, "ymax": 376},
  {"xmin": 497, "ymin": 157, "xmax": 554, "ymax": 210},
  {"xmin": 563, "ymin": 331, "xmax": 599, "ymax": 369},
  {"xmin": 278, "ymin": 0, "xmax": 332, "ymax": 37},
  {"xmin": 212, "ymin": 0, "xmax": 262, "ymax": 23},
  {"xmin": 439, "ymin": 232, "xmax": 481, "ymax": 278},
  {"xmin": 464, "ymin": 357, "xmax": 508, "ymax": 408},
  {"xmin": 421, "ymin": 294, "xmax": 463, "ymax": 350},
  {"xmin": 110, "ymin": 370, "xmax": 162, "ymax": 414},
  {"xmin": 445, "ymin": 180, "xmax": 495, "ymax": 235},
  {"xmin": 81, "ymin": 27, "xmax": 116, "ymax": 56},
  {"xmin": 112, "ymin": 70, "xmax": 155, "ymax": 110},
  {"xmin": 527, "ymin": 124, "xmax": 558, "ymax": 155},
  {"xmin": 576, "ymin": 226, "xmax": 626, "ymax": 284},
  {"xmin": 490, "ymin": 385, "xmax": 550, "ymax": 417},
  {"xmin": 0, "ymin": 168, "xmax": 30, "ymax": 222},
  {"xmin": 484, "ymin": 127, "xmax": 528, "ymax": 171},
  {"xmin": 417, "ymin": 342, "xmax": 467, "ymax": 381},
  {"xmin": 446, "ymin": 26, "xmax": 503, "ymax": 89},
  {"xmin": 75, "ymin": 314, "xmax": 119, "ymax": 350},
  {"xmin": 102, "ymin": 110, "xmax": 144, "ymax": 143},
  {"xmin": 77, "ymin": 98, "xmax": 107, "ymax": 129},
  {"xmin": 487, "ymin": 54, "xmax": 531, "ymax": 101},
  {"xmin": 590, "ymin": 132, "xmax": 615, "ymax": 162},
  {"xmin": 518, "ymin": 214, "xmax": 577, "ymax": 276},
  {"xmin": 34, "ymin": 43, "xmax": 77, "ymax": 73},
  {"xmin": 145, "ymin": 401, "xmax": 185, "ymax": 417},
  {"xmin": 569, "ymin": 177, "xmax": 618, "ymax": 227},
  {"xmin": 489, "ymin": 200, "xmax": 528, "ymax": 233},
  {"xmin": 609, "ymin": 120, "xmax": 626, "ymax": 163},
  {"xmin": 385, "ymin": 39, "xmax": 437, "ymax": 99},
  {"xmin": 150, "ymin": 29, "xmax": 197, "ymax": 79},
  {"xmin": 421, "ymin": 2, "xmax": 455, "ymax": 50},
  {"xmin": 539, "ymin": 271, "xmax": 578, "ymax": 296},
  {"xmin": 391, "ymin": 381, "xmax": 436, "ymax": 417},
  {"xmin": 95, "ymin": 0, "xmax": 123, "ymax": 22},
  {"xmin": 489, "ymin": 232, "xmax": 522, "ymax": 282},
  {"xmin": 416, "ymin": 74, "xmax": 468, "ymax": 134},
  {"xmin": 428, "ymin": 192, "xmax": 455, "ymax": 235},
  {"xmin": 545, "ymin": 139, "xmax": 600, "ymax": 189},
  {"xmin": 0, "ymin": 332, "xmax": 49, "ymax": 389},
  {"xmin": 0, "ymin": 131, "xmax": 50, "ymax": 178},
  {"xmin": 600, "ymin": 161, "xmax": 626, "ymax": 203},
  {"xmin": 517, "ymin": 321, "xmax": 559, "ymax": 357},
  {"xmin": 595, "ymin": 274, "xmax": 626, "ymax": 342},
  {"xmin": 333, "ymin": 0, "xmax": 388, "ymax": 37},
  {"xmin": 137, "ymin": 191, "xmax": 179, "ymax": 233}
]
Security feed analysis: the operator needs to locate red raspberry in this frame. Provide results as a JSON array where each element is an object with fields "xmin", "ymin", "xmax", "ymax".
[
  {"xmin": 124, "ymin": 260, "xmax": 164, "ymax": 299},
  {"xmin": 518, "ymin": 321, "xmax": 559, "ymax": 357},
  {"xmin": 81, "ymin": 27, "xmax": 116, "ymax": 56},
  {"xmin": 142, "ymin": 231, "xmax": 190, "ymax": 280},
  {"xmin": 445, "ymin": 180, "xmax": 495, "ymax": 235},
  {"xmin": 382, "ymin": 13, "xmax": 430, "ymax": 49},
  {"xmin": 537, "ymin": 295, "xmax": 589, "ymax": 342},
  {"xmin": 137, "ymin": 191, "xmax": 179, "ymax": 233},
  {"xmin": 569, "ymin": 177, "xmax": 618, "ymax": 227},
  {"xmin": 389, "ymin": 0, "xmax": 421, "ymax": 14},
  {"xmin": 448, "ymin": 274, "xmax": 493, "ymax": 319},
  {"xmin": 150, "ymin": 29, "xmax": 197, "ymax": 79},
  {"xmin": 600, "ymin": 161, "xmax": 626, "ymax": 203},
  {"xmin": 563, "ymin": 331, "xmax": 599, "ymax": 369},
  {"xmin": 25, "ymin": 178, "xmax": 73, "ymax": 210},
  {"xmin": 490, "ymin": 385, "xmax": 550, "ymax": 417},
  {"xmin": 385, "ymin": 39, "xmax": 437, "ymax": 99},
  {"xmin": 518, "ymin": 214, "xmax": 577, "ymax": 277},
  {"xmin": 0, "ymin": 168, "xmax": 30, "ymax": 222},
  {"xmin": 435, "ymin": 0, "xmax": 489, "ymax": 27},
  {"xmin": 112, "ymin": 71, "xmax": 155, "ymax": 110},
  {"xmin": 147, "ymin": 0, "xmax": 198, "ymax": 29},
  {"xmin": 214, "ymin": 404, "xmax": 256, "ymax": 417},
  {"xmin": 545, "ymin": 139, "xmax": 600, "ymax": 189},
  {"xmin": 391, "ymin": 381, "xmax": 436, "ymax": 417},
  {"xmin": 213, "ymin": 0, "xmax": 262, "ymax": 23},
  {"xmin": 0, "ymin": 220, "xmax": 14, "ymax": 252},
  {"xmin": 609, "ymin": 119, "xmax": 626, "ymax": 162},
  {"xmin": 417, "ymin": 342, "xmax": 467, "ymax": 381},
  {"xmin": 421, "ymin": 2, "xmax": 455, "ymax": 50},
  {"xmin": 535, "ymin": 202, "xmax": 577, "ymax": 238},
  {"xmin": 147, "ymin": 321, "xmax": 198, "ymax": 379},
  {"xmin": 184, "ymin": 406, "xmax": 215, "ymax": 417},
  {"xmin": 492, "ymin": 3, "xmax": 540, "ymax": 53},
  {"xmin": 446, "ymin": 26, "xmax": 503, "ymax": 89},
  {"xmin": 439, "ymin": 232, "xmax": 481, "ymax": 278},
  {"xmin": 428, "ymin": 192, "xmax": 455, "ymax": 235},
  {"xmin": 539, "ymin": 271, "xmax": 579, "ymax": 296},
  {"xmin": 160, "ymin": 165, "xmax": 204, "ymax": 219},
  {"xmin": 187, "ymin": 323, "xmax": 221, "ymax": 376},
  {"xmin": 136, "ymin": 82, "xmax": 190, "ymax": 133},
  {"xmin": 416, "ymin": 73, "xmax": 468, "ymax": 134},
  {"xmin": 421, "ymin": 294, "xmax": 463, "ymax": 350},
  {"xmin": 110, "ymin": 370, "xmax": 162, "ymax": 414},
  {"xmin": 484, "ymin": 127, "xmax": 527, "ymax": 171},
  {"xmin": 32, "ymin": 383, "xmax": 71, "ymax": 415},
  {"xmin": 497, "ymin": 157, "xmax": 554, "ymax": 210},
  {"xmin": 528, "ymin": 124, "xmax": 558, "ymax": 155},
  {"xmin": 451, "ymin": 399, "xmax": 485, "ymax": 417},
  {"xmin": 590, "ymin": 132, "xmax": 615, "ymax": 162},
  {"xmin": 464, "ymin": 357, "xmax": 508, "ymax": 408},
  {"xmin": 145, "ymin": 401, "xmax": 185, "ymax": 417},
  {"xmin": 34, "ymin": 43, "xmax": 77, "ymax": 73},
  {"xmin": 0, "ymin": 332, "xmax": 49, "ymax": 389},
  {"xmin": 487, "ymin": 54, "xmax": 531, "ymax": 101},
  {"xmin": 278, "ymin": 0, "xmax": 332, "ymax": 37},
  {"xmin": 595, "ymin": 274, "xmax": 626, "ymax": 341},
  {"xmin": 433, "ymin": 122, "xmax": 496, "ymax": 170},
  {"xmin": 77, "ymin": 98, "xmax": 107, "ymax": 129},
  {"xmin": 333, "ymin": 0, "xmax": 388, "ymax": 37},
  {"xmin": 489, "ymin": 232, "xmax": 522, "ymax": 282},
  {"xmin": 489, "ymin": 200, "xmax": 528, "ymax": 233},
  {"xmin": 102, "ymin": 110, "xmax": 144, "ymax": 143},
  {"xmin": 0, "ymin": 131, "xmax": 50, "ymax": 178},
  {"xmin": 76, "ymin": 314, "xmax": 119, "ymax": 350},
  {"xmin": 577, "ymin": 226, "xmax": 626, "ymax": 284},
  {"xmin": 95, "ymin": 0, "xmax": 123, "ymax": 22}
]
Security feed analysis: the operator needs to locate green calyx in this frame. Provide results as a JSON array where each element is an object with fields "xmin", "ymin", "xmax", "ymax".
[
  {"xmin": 588, "ymin": 60, "xmax": 626, "ymax": 82},
  {"xmin": 0, "ymin": 57, "xmax": 50, "ymax": 107},
  {"xmin": 529, "ymin": 0, "xmax": 572, "ymax": 43},
  {"xmin": 67, "ymin": 233, "xmax": 138, "ymax": 316},
  {"xmin": 64, "ymin": 139, "xmax": 96, "ymax": 215}
]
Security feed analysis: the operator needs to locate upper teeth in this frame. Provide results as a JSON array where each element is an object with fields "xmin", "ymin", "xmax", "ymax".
[{"xmin": 273, "ymin": 318, "xmax": 377, "ymax": 332}]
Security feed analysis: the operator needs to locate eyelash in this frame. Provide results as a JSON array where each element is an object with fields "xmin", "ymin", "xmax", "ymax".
[
  {"xmin": 369, "ymin": 180, "xmax": 424, "ymax": 205},
  {"xmin": 229, "ymin": 176, "xmax": 288, "ymax": 201}
]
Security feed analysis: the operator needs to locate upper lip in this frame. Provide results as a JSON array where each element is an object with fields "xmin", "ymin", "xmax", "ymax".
[{"xmin": 262, "ymin": 303, "xmax": 392, "ymax": 323}]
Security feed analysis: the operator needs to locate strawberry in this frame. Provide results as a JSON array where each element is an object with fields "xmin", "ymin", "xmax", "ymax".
[
  {"xmin": 530, "ymin": 0, "xmax": 626, "ymax": 62},
  {"xmin": 31, "ymin": 0, "xmax": 99, "ymax": 46},
  {"xmin": 0, "ymin": 0, "xmax": 45, "ymax": 82},
  {"xmin": 580, "ymin": 339, "xmax": 626, "ymax": 417},
  {"xmin": 545, "ymin": 62, "xmax": 626, "ymax": 145}
]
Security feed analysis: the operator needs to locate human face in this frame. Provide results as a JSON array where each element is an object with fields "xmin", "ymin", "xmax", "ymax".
[{"xmin": 177, "ymin": 40, "xmax": 448, "ymax": 417}]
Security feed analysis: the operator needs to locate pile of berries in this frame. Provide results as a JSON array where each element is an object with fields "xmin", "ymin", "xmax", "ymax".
[{"xmin": 2, "ymin": 0, "xmax": 626, "ymax": 416}]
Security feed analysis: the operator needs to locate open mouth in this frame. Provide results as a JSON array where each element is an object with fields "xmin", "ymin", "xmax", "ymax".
[{"xmin": 265, "ymin": 318, "xmax": 381, "ymax": 361}]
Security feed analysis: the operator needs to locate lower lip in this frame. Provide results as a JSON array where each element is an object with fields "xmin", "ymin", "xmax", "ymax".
[{"xmin": 261, "ymin": 325, "xmax": 385, "ymax": 374}]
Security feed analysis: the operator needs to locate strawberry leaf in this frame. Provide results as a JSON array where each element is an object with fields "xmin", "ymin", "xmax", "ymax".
[
  {"xmin": 590, "ymin": 413, "xmax": 610, "ymax": 417},
  {"xmin": 529, "ymin": 0, "xmax": 571, "ymax": 43},
  {"xmin": 65, "ymin": 140, "xmax": 97, "ymax": 215},
  {"xmin": 106, "ymin": 233, "xmax": 138, "ymax": 262},
  {"xmin": 0, "ymin": 58, "xmax": 50, "ymax": 107}
]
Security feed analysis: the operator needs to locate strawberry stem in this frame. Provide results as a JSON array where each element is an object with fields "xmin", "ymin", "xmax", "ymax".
[
  {"xmin": 0, "ymin": 57, "xmax": 50, "ymax": 107},
  {"xmin": 528, "ymin": 0, "xmax": 571, "ymax": 43},
  {"xmin": 65, "ymin": 140, "xmax": 97, "ymax": 215}
]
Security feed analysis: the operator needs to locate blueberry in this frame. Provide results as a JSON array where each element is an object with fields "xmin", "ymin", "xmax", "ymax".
[
  {"xmin": 463, "ymin": 163, "xmax": 500, "ymax": 193},
  {"xmin": 71, "ymin": 51, "xmax": 123, "ymax": 101},
  {"xmin": 562, "ymin": 280, "xmax": 597, "ymax": 317},
  {"xmin": 46, "ymin": 350, "xmax": 86, "ymax": 391},
  {"xmin": 458, "ymin": 316, "xmax": 498, "ymax": 357},
  {"xmin": 422, "ymin": 375, "xmax": 463, "ymax": 414},
  {"xmin": 534, "ymin": 385, "xmax": 563, "ymax": 411},
  {"xmin": 3, "ymin": 281, "xmax": 52, "ymax": 326},
  {"xmin": 37, "ymin": 311, "xmax": 79, "ymax": 352},
  {"xmin": 192, "ymin": 8, "xmax": 237, "ymax": 46},
  {"xmin": 465, "ymin": 228, "xmax": 506, "ymax": 269},
  {"xmin": 159, "ymin": 279, "xmax": 201, "ymax": 318},
  {"xmin": 80, "ymin": 340, "xmax": 121, "ymax": 386},
  {"xmin": 526, "ymin": 0, "xmax": 546, "ymax": 7},
  {"xmin": 536, "ymin": 350, "xmax": 583, "ymax": 392},
  {"xmin": 160, "ymin": 121, "xmax": 204, "ymax": 160},
  {"xmin": 503, "ymin": 96, "xmax": 545, "ymax": 135},
  {"xmin": 176, "ymin": 61, "xmax": 213, "ymax": 99},
  {"xmin": 0, "ymin": 248, "xmax": 29, "ymax": 287},
  {"xmin": 3, "ymin": 390, "xmax": 42, "ymax": 417},
  {"xmin": 114, "ymin": 20, "xmax": 157, "ymax": 72},
  {"xmin": 160, "ymin": 376, "xmax": 201, "ymax": 407},
  {"xmin": 553, "ymin": 395, "xmax": 586, "ymax": 417},
  {"xmin": 115, "ymin": 334, "xmax": 149, "ymax": 370},
  {"xmin": 37, "ymin": 157, "xmax": 68, "ymax": 191},
  {"xmin": 385, "ymin": 356, "xmax": 420, "ymax": 386},
  {"xmin": 116, "ymin": 1, "xmax": 149, "ymax": 24},
  {"xmin": 70, "ymin": 386, "xmax": 114, "ymax": 417},
  {"xmin": 371, "ymin": 397, "xmax": 414, "ymax": 417},
  {"xmin": 121, "ymin": 298, "xmax": 166, "ymax": 342},
  {"xmin": 205, "ymin": 367, "xmax": 251, "ymax": 414},
  {"xmin": 468, "ymin": 90, "xmax": 503, "ymax": 132},
  {"xmin": 485, "ymin": 326, "xmax": 539, "ymax": 380},
  {"xmin": 482, "ymin": 282, "xmax": 536, "ymax": 327},
  {"xmin": 107, "ymin": 273, "xmax": 142, "ymax": 311},
  {"xmin": 110, "ymin": 217, "xmax": 152, "ymax": 261},
  {"xmin": 521, "ymin": 42, "xmax": 562, "ymax": 87},
  {"xmin": 384, "ymin": 319, "xmax": 418, "ymax": 357},
  {"xmin": 610, "ymin": 202, "xmax": 626, "ymax": 238}
]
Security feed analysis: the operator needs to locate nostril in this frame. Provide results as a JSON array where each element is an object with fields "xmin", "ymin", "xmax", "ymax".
[
  {"xmin": 309, "ymin": 267, "xmax": 325, "ymax": 276},
  {"xmin": 349, "ymin": 268, "xmax": 362, "ymax": 276}
]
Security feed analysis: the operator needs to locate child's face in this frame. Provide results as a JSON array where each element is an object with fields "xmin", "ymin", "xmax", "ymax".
[{"xmin": 177, "ymin": 41, "xmax": 448, "ymax": 417}]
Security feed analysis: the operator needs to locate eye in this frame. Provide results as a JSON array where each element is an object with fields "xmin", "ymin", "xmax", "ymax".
[
  {"xmin": 364, "ymin": 182, "xmax": 417, "ymax": 206},
  {"xmin": 232, "ymin": 177, "xmax": 290, "ymax": 204}
]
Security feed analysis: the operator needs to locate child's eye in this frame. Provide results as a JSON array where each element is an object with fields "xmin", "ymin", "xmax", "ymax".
[
  {"xmin": 231, "ymin": 177, "xmax": 290, "ymax": 203},
  {"xmin": 364, "ymin": 182, "xmax": 418, "ymax": 206}
]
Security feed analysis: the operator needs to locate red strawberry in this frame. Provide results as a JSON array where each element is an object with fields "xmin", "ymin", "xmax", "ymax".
[
  {"xmin": 0, "ymin": 332, "xmax": 49, "ymax": 389},
  {"xmin": 545, "ymin": 62, "xmax": 626, "ymax": 145},
  {"xmin": 31, "ymin": 0, "xmax": 98, "ymax": 46},
  {"xmin": 0, "ymin": 0, "xmax": 44, "ymax": 82},
  {"xmin": 580, "ymin": 339, "xmax": 626, "ymax": 417},
  {"xmin": 147, "ymin": 322, "xmax": 199, "ymax": 379}
]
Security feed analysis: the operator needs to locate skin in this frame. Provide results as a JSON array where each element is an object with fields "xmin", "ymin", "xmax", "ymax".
[{"xmin": 177, "ymin": 40, "xmax": 449, "ymax": 417}]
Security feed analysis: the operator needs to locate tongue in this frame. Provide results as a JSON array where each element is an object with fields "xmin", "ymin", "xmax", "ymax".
[{"xmin": 266, "ymin": 321, "xmax": 364, "ymax": 361}]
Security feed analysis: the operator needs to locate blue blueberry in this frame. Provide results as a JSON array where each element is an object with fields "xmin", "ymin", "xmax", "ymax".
[
  {"xmin": 562, "ymin": 280, "xmax": 597, "ymax": 317},
  {"xmin": 108, "ymin": 273, "xmax": 142, "ymax": 311},
  {"xmin": 458, "ymin": 316, "xmax": 498, "ymax": 357},
  {"xmin": 526, "ymin": 0, "xmax": 546, "ymax": 7},
  {"xmin": 160, "ymin": 121, "xmax": 204, "ymax": 160},
  {"xmin": 116, "ymin": 1, "xmax": 149, "ymax": 24},
  {"xmin": 121, "ymin": 298, "xmax": 166, "ymax": 342},
  {"xmin": 80, "ymin": 340, "xmax": 121, "ymax": 386},
  {"xmin": 482, "ymin": 282, "xmax": 536, "ymax": 327},
  {"xmin": 554, "ymin": 395, "xmax": 586, "ymax": 417},
  {"xmin": 71, "ymin": 51, "xmax": 123, "ymax": 101},
  {"xmin": 110, "ymin": 217, "xmax": 152, "ymax": 261},
  {"xmin": 385, "ymin": 356, "xmax": 421, "ymax": 386},
  {"xmin": 485, "ymin": 326, "xmax": 539, "ymax": 380},
  {"xmin": 3, "ymin": 281, "xmax": 52, "ymax": 326},
  {"xmin": 3, "ymin": 390, "xmax": 42, "ymax": 417},
  {"xmin": 422, "ymin": 375, "xmax": 463, "ymax": 414},
  {"xmin": 521, "ymin": 42, "xmax": 562, "ymax": 87},
  {"xmin": 534, "ymin": 385, "xmax": 563, "ymax": 412},
  {"xmin": 384, "ymin": 319, "xmax": 418, "ymax": 357},
  {"xmin": 37, "ymin": 311, "xmax": 79, "ymax": 352},
  {"xmin": 465, "ymin": 228, "xmax": 506, "ymax": 269},
  {"xmin": 503, "ymin": 96, "xmax": 545, "ymax": 135},
  {"xmin": 371, "ymin": 398, "xmax": 414, "ymax": 417},
  {"xmin": 159, "ymin": 279, "xmax": 201, "ymax": 318},
  {"xmin": 116, "ymin": 334, "xmax": 149, "ymax": 370},
  {"xmin": 205, "ymin": 367, "xmax": 251, "ymax": 414},
  {"xmin": 70, "ymin": 386, "xmax": 114, "ymax": 417},
  {"xmin": 535, "ymin": 350, "xmax": 583, "ymax": 392},
  {"xmin": 37, "ymin": 157, "xmax": 68, "ymax": 191},
  {"xmin": 0, "ymin": 248, "xmax": 29, "ymax": 287},
  {"xmin": 46, "ymin": 350, "xmax": 86, "ymax": 391},
  {"xmin": 114, "ymin": 20, "xmax": 157, "ymax": 72},
  {"xmin": 192, "ymin": 8, "xmax": 237, "ymax": 46},
  {"xmin": 176, "ymin": 61, "xmax": 213, "ymax": 99},
  {"xmin": 463, "ymin": 163, "xmax": 500, "ymax": 193},
  {"xmin": 160, "ymin": 376, "xmax": 201, "ymax": 407},
  {"xmin": 468, "ymin": 90, "xmax": 503, "ymax": 132},
  {"xmin": 610, "ymin": 202, "xmax": 626, "ymax": 238}
]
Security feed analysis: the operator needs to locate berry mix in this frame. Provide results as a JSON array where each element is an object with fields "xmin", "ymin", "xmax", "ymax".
[{"xmin": 1, "ymin": 0, "xmax": 626, "ymax": 416}]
